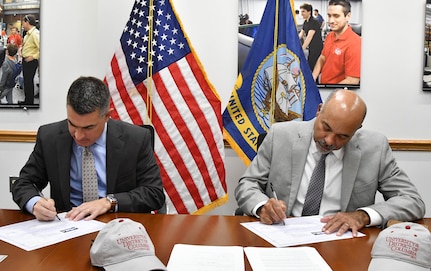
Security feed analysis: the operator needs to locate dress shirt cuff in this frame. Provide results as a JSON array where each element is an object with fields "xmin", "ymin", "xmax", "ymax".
[
  {"xmin": 252, "ymin": 201, "xmax": 268, "ymax": 218},
  {"xmin": 25, "ymin": 196, "xmax": 42, "ymax": 214},
  {"xmin": 357, "ymin": 207, "xmax": 382, "ymax": 227}
]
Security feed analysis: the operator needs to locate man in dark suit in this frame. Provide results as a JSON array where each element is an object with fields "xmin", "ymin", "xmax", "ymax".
[{"xmin": 12, "ymin": 76, "xmax": 165, "ymax": 221}]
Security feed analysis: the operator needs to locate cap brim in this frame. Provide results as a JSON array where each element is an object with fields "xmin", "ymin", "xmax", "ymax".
[
  {"xmin": 368, "ymin": 258, "xmax": 429, "ymax": 271},
  {"xmin": 103, "ymin": 255, "xmax": 167, "ymax": 271}
]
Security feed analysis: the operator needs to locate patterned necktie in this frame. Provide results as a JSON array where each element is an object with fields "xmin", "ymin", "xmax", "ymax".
[
  {"xmin": 82, "ymin": 147, "xmax": 98, "ymax": 202},
  {"xmin": 302, "ymin": 153, "xmax": 329, "ymax": 216}
]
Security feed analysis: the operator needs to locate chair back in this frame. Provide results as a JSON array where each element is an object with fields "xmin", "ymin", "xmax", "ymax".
[
  {"xmin": 257, "ymin": 133, "xmax": 267, "ymax": 150},
  {"xmin": 141, "ymin": 124, "xmax": 167, "ymax": 214},
  {"xmin": 141, "ymin": 124, "xmax": 155, "ymax": 150}
]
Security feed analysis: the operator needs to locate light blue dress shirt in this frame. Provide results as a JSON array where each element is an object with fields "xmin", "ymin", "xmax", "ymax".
[{"xmin": 70, "ymin": 124, "xmax": 108, "ymax": 206}]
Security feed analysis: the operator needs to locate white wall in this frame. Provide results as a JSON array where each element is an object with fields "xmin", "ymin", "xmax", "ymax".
[{"xmin": 1, "ymin": 0, "xmax": 431, "ymax": 217}]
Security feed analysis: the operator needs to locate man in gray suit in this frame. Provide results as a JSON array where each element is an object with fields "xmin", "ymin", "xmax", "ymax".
[
  {"xmin": 12, "ymin": 76, "xmax": 165, "ymax": 221},
  {"xmin": 235, "ymin": 89, "xmax": 425, "ymax": 237}
]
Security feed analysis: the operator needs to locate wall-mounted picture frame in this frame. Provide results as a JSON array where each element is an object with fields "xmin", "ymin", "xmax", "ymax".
[
  {"xmin": 0, "ymin": 0, "xmax": 40, "ymax": 108},
  {"xmin": 238, "ymin": 0, "xmax": 362, "ymax": 89},
  {"xmin": 424, "ymin": 0, "xmax": 431, "ymax": 91}
]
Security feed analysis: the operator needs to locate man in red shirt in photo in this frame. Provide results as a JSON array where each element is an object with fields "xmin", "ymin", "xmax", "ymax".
[
  {"xmin": 7, "ymin": 26, "xmax": 23, "ymax": 49},
  {"xmin": 312, "ymin": 0, "xmax": 361, "ymax": 85}
]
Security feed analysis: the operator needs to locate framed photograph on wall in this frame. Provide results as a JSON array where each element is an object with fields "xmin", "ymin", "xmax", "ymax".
[
  {"xmin": 0, "ymin": 1, "xmax": 40, "ymax": 108},
  {"xmin": 424, "ymin": 0, "xmax": 431, "ymax": 91},
  {"xmin": 238, "ymin": 0, "xmax": 362, "ymax": 89}
]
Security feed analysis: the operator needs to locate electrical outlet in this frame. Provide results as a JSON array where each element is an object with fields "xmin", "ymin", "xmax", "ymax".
[{"xmin": 9, "ymin": 176, "xmax": 18, "ymax": 192}]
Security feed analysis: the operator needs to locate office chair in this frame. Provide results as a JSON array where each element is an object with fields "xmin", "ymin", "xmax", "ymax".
[
  {"xmin": 141, "ymin": 124, "xmax": 155, "ymax": 150},
  {"xmin": 140, "ymin": 124, "xmax": 167, "ymax": 214},
  {"xmin": 256, "ymin": 133, "xmax": 267, "ymax": 150},
  {"xmin": 234, "ymin": 132, "xmax": 267, "ymax": 216}
]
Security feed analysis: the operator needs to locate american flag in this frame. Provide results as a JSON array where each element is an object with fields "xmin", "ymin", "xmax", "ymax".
[{"xmin": 104, "ymin": 0, "xmax": 227, "ymax": 214}]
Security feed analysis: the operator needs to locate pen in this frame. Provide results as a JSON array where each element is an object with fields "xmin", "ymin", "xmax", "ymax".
[
  {"xmin": 33, "ymin": 183, "xmax": 61, "ymax": 221},
  {"xmin": 270, "ymin": 183, "xmax": 285, "ymax": 225}
]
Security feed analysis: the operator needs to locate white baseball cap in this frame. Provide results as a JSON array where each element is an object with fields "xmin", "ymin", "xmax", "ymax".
[
  {"xmin": 90, "ymin": 218, "xmax": 167, "ymax": 271},
  {"xmin": 368, "ymin": 222, "xmax": 431, "ymax": 271}
]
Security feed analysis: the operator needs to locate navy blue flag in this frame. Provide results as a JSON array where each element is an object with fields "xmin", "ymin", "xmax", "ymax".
[{"xmin": 223, "ymin": 0, "xmax": 322, "ymax": 165}]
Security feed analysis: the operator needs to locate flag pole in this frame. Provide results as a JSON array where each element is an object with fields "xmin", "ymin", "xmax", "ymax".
[
  {"xmin": 269, "ymin": 0, "xmax": 280, "ymax": 125},
  {"xmin": 146, "ymin": 0, "xmax": 154, "ymax": 124}
]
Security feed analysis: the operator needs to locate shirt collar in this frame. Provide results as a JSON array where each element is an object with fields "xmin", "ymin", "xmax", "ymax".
[
  {"xmin": 94, "ymin": 123, "xmax": 107, "ymax": 147},
  {"xmin": 26, "ymin": 26, "xmax": 36, "ymax": 35}
]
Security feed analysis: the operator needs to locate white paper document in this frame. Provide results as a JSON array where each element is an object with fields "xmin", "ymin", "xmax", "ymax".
[
  {"xmin": 167, "ymin": 244, "xmax": 244, "ymax": 271},
  {"xmin": 244, "ymin": 246, "xmax": 332, "ymax": 271},
  {"xmin": 241, "ymin": 215, "xmax": 365, "ymax": 247},
  {"xmin": 0, "ymin": 212, "xmax": 105, "ymax": 251}
]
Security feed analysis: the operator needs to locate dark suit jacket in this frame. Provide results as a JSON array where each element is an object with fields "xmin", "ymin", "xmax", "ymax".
[{"xmin": 12, "ymin": 119, "xmax": 165, "ymax": 213}]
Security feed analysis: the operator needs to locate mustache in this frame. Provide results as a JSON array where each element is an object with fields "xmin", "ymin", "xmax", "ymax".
[{"xmin": 317, "ymin": 139, "xmax": 335, "ymax": 152}]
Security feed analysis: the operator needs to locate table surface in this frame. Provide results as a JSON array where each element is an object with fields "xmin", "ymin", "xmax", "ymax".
[{"xmin": 0, "ymin": 210, "xmax": 429, "ymax": 271}]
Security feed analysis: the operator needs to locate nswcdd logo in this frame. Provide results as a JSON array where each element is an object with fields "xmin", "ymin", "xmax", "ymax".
[{"xmin": 252, "ymin": 44, "xmax": 306, "ymax": 130}]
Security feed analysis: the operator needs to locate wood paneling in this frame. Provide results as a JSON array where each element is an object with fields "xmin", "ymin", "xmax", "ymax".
[{"xmin": 1, "ymin": 130, "xmax": 430, "ymax": 151}]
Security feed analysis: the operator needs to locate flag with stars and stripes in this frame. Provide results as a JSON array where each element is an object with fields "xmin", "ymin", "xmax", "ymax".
[{"xmin": 104, "ymin": 0, "xmax": 227, "ymax": 214}]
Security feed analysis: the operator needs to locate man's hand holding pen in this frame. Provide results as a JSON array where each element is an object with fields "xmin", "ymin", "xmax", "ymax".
[
  {"xmin": 33, "ymin": 198, "xmax": 60, "ymax": 221},
  {"xmin": 32, "ymin": 183, "xmax": 61, "ymax": 221},
  {"xmin": 258, "ymin": 198, "xmax": 287, "ymax": 225}
]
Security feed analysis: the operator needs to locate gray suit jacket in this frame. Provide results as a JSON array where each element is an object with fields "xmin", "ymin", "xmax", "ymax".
[
  {"xmin": 12, "ymin": 119, "xmax": 165, "ymax": 213},
  {"xmin": 235, "ymin": 120, "xmax": 425, "ymax": 226}
]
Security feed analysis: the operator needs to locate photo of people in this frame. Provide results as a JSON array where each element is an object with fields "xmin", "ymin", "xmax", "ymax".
[
  {"xmin": 238, "ymin": 0, "xmax": 362, "ymax": 88},
  {"xmin": 312, "ymin": 0, "xmax": 362, "ymax": 86},
  {"xmin": 0, "ymin": 2, "xmax": 40, "ymax": 108},
  {"xmin": 423, "ymin": 0, "xmax": 431, "ymax": 90}
]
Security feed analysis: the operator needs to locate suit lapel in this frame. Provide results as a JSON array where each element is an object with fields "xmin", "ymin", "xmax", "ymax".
[
  {"xmin": 56, "ymin": 122, "xmax": 73, "ymax": 208},
  {"xmin": 340, "ymin": 138, "xmax": 361, "ymax": 211},
  {"xmin": 287, "ymin": 122, "xmax": 313, "ymax": 213},
  {"xmin": 105, "ymin": 120, "xmax": 124, "ymax": 193}
]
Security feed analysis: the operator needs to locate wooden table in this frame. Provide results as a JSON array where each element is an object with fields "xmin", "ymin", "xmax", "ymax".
[{"xmin": 0, "ymin": 210, "xmax": 429, "ymax": 270}]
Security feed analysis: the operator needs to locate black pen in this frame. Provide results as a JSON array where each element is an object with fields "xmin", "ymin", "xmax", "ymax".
[
  {"xmin": 33, "ymin": 183, "xmax": 61, "ymax": 221},
  {"xmin": 270, "ymin": 183, "xmax": 285, "ymax": 225}
]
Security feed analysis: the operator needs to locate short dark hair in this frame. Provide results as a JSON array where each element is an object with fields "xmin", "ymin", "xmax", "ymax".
[
  {"xmin": 329, "ymin": 0, "xmax": 351, "ymax": 16},
  {"xmin": 67, "ymin": 76, "xmax": 110, "ymax": 116},
  {"xmin": 7, "ymin": 43, "xmax": 18, "ymax": 56},
  {"xmin": 300, "ymin": 3, "xmax": 313, "ymax": 13},
  {"xmin": 23, "ymin": 14, "xmax": 37, "ymax": 26}
]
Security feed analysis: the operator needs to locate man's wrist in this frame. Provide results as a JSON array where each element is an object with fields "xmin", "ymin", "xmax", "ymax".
[
  {"xmin": 253, "ymin": 201, "xmax": 267, "ymax": 218},
  {"xmin": 26, "ymin": 196, "xmax": 42, "ymax": 214},
  {"xmin": 106, "ymin": 194, "xmax": 118, "ymax": 212},
  {"xmin": 357, "ymin": 207, "xmax": 383, "ymax": 227},
  {"xmin": 357, "ymin": 209, "xmax": 371, "ymax": 225},
  {"xmin": 256, "ymin": 206, "xmax": 263, "ymax": 217}
]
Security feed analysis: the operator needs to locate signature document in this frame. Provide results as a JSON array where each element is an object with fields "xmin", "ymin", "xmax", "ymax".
[
  {"xmin": 241, "ymin": 215, "xmax": 365, "ymax": 247},
  {"xmin": 244, "ymin": 246, "xmax": 332, "ymax": 271},
  {"xmin": 0, "ymin": 212, "xmax": 105, "ymax": 251},
  {"xmin": 167, "ymin": 244, "xmax": 244, "ymax": 271}
]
